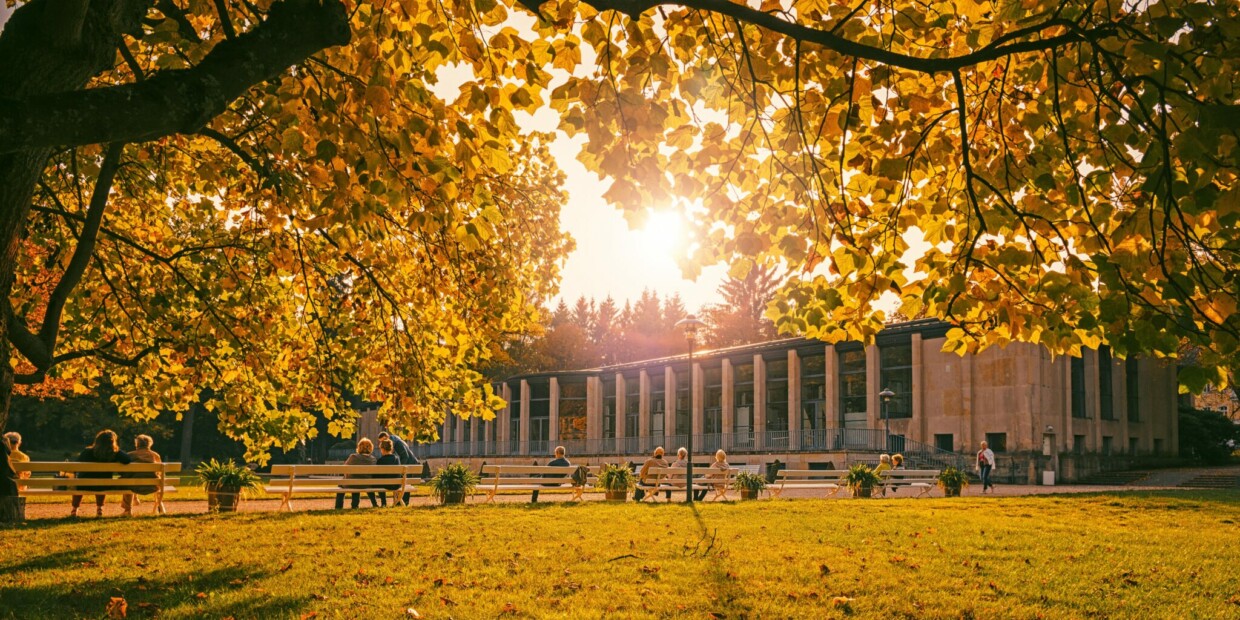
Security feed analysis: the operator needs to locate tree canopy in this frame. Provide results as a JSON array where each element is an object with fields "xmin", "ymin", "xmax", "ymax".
[{"xmin": 0, "ymin": 0, "xmax": 1236, "ymax": 460}]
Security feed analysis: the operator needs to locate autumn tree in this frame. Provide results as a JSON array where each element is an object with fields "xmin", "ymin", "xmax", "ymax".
[
  {"xmin": 543, "ymin": 0, "xmax": 1239, "ymax": 388},
  {"xmin": 702, "ymin": 264, "xmax": 783, "ymax": 347},
  {"xmin": 0, "ymin": 0, "xmax": 573, "ymax": 463}
]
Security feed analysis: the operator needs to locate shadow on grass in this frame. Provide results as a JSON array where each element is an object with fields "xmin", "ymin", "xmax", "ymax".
[
  {"xmin": 686, "ymin": 502, "xmax": 755, "ymax": 618},
  {"xmin": 0, "ymin": 558, "xmax": 310, "ymax": 619}
]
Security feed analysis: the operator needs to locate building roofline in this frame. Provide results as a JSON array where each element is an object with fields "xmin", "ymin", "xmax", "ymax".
[{"xmin": 497, "ymin": 318, "xmax": 952, "ymax": 383}]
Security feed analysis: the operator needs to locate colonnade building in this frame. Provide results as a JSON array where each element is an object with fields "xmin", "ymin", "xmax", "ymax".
[{"xmin": 423, "ymin": 320, "xmax": 1180, "ymax": 482}]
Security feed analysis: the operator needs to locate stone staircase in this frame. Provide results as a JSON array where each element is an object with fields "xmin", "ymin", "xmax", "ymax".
[
  {"xmin": 1177, "ymin": 474, "xmax": 1240, "ymax": 489},
  {"xmin": 1074, "ymin": 471, "xmax": 1150, "ymax": 486}
]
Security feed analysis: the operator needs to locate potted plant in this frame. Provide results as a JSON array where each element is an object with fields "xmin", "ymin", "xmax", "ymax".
[
  {"xmin": 841, "ymin": 463, "xmax": 882, "ymax": 498},
  {"xmin": 429, "ymin": 463, "xmax": 479, "ymax": 505},
  {"xmin": 733, "ymin": 472, "xmax": 767, "ymax": 500},
  {"xmin": 196, "ymin": 459, "xmax": 262, "ymax": 512},
  {"xmin": 937, "ymin": 466, "xmax": 970, "ymax": 497},
  {"xmin": 596, "ymin": 463, "xmax": 635, "ymax": 501}
]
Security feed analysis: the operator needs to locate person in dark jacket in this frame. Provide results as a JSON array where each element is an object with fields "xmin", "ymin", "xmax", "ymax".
[
  {"xmin": 71, "ymin": 430, "xmax": 132, "ymax": 517},
  {"xmin": 374, "ymin": 438, "xmax": 402, "ymax": 507},
  {"xmin": 532, "ymin": 446, "xmax": 571, "ymax": 503},
  {"xmin": 378, "ymin": 431, "xmax": 418, "ymax": 504}
]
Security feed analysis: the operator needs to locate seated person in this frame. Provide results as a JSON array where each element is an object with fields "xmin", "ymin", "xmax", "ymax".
[
  {"xmin": 632, "ymin": 447, "xmax": 667, "ymax": 501},
  {"xmin": 71, "ymin": 430, "xmax": 132, "ymax": 517},
  {"xmin": 374, "ymin": 438, "xmax": 401, "ymax": 507},
  {"xmin": 4, "ymin": 432, "xmax": 30, "ymax": 491},
  {"xmin": 335, "ymin": 438, "xmax": 378, "ymax": 510},
  {"xmin": 120, "ymin": 434, "xmax": 162, "ymax": 514}
]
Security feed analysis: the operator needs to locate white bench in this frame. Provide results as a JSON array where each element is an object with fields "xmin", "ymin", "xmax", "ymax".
[
  {"xmin": 880, "ymin": 469, "xmax": 940, "ymax": 498},
  {"xmin": 265, "ymin": 464, "xmax": 421, "ymax": 511},
  {"xmin": 476, "ymin": 464, "xmax": 594, "ymax": 503},
  {"xmin": 771, "ymin": 469, "xmax": 849, "ymax": 498},
  {"xmin": 637, "ymin": 466, "xmax": 737, "ymax": 502},
  {"xmin": 16, "ymin": 461, "xmax": 181, "ymax": 516}
]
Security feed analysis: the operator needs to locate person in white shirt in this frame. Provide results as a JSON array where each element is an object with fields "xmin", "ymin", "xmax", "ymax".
[{"xmin": 977, "ymin": 441, "xmax": 996, "ymax": 493}]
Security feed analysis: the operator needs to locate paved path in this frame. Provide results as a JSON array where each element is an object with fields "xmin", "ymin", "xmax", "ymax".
[{"xmin": 17, "ymin": 478, "xmax": 1225, "ymax": 521}]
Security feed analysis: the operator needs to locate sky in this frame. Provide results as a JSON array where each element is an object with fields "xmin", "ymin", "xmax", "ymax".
[{"xmin": 0, "ymin": 4, "xmax": 728, "ymax": 313}]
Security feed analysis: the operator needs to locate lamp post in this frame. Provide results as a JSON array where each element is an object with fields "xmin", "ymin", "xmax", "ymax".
[
  {"xmin": 675, "ymin": 314, "xmax": 706, "ymax": 503},
  {"xmin": 879, "ymin": 388, "xmax": 895, "ymax": 453}
]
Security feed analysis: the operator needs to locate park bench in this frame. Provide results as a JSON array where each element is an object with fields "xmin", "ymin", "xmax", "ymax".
[
  {"xmin": 879, "ymin": 469, "xmax": 940, "ymax": 498},
  {"xmin": 770, "ymin": 469, "xmax": 850, "ymax": 498},
  {"xmin": 265, "ymin": 464, "xmax": 421, "ymax": 512},
  {"xmin": 475, "ymin": 464, "xmax": 595, "ymax": 503},
  {"xmin": 637, "ymin": 466, "xmax": 737, "ymax": 502},
  {"xmin": 15, "ymin": 461, "xmax": 181, "ymax": 516}
]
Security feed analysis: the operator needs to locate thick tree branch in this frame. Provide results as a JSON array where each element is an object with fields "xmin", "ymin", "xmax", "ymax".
[
  {"xmin": 0, "ymin": 0, "xmax": 351, "ymax": 153},
  {"xmin": 569, "ymin": 0, "xmax": 1115, "ymax": 74}
]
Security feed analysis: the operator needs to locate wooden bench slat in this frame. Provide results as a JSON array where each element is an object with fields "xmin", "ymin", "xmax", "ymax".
[{"xmin": 16, "ymin": 462, "xmax": 181, "ymax": 473}]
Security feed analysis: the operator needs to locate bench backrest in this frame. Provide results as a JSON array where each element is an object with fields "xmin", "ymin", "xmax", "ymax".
[
  {"xmin": 15, "ymin": 461, "xmax": 181, "ymax": 491},
  {"xmin": 268, "ymin": 464, "xmax": 420, "ymax": 489},
  {"xmin": 642, "ymin": 466, "xmax": 736, "ymax": 484},
  {"xmin": 883, "ymin": 469, "xmax": 940, "ymax": 481},
  {"xmin": 479, "ymin": 464, "xmax": 586, "ymax": 487},
  {"xmin": 776, "ymin": 469, "xmax": 849, "ymax": 480}
]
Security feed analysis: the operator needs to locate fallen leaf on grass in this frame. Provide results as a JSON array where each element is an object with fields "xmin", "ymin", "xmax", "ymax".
[
  {"xmin": 311, "ymin": 594, "xmax": 327, "ymax": 601},
  {"xmin": 440, "ymin": 596, "xmax": 456, "ymax": 606},
  {"xmin": 195, "ymin": 592, "xmax": 207, "ymax": 600},
  {"xmin": 300, "ymin": 613, "xmax": 318, "ymax": 620},
  {"xmin": 106, "ymin": 597, "xmax": 127, "ymax": 619},
  {"xmin": 279, "ymin": 560, "xmax": 294, "ymax": 573},
  {"xmin": 500, "ymin": 602, "xmax": 519, "ymax": 615},
  {"xmin": 405, "ymin": 609, "xmax": 421, "ymax": 618}
]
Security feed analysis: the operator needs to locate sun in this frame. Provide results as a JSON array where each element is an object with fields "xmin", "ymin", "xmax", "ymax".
[{"xmin": 633, "ymin": 209, "xmax": 686, "ymax": 259}]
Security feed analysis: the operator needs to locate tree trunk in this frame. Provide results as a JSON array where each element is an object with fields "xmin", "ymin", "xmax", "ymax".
[
  {"xmin": 180, "ymin": 399, "xmax": 197, "ymax": 464},
  {"xmin": 0, "ymin": 496, "xmax": 25, "ymax": 522}
]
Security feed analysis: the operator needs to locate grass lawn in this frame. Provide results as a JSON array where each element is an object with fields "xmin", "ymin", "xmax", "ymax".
[{"xmin": 2, "ymin": 492, "xmax": 1238, "ymax": 619}]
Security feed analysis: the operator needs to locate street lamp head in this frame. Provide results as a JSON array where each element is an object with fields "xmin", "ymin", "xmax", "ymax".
[
  {"xmin": 879, "ymin": 388, "xmax": 895, "ymax": 402},
  {"xmin": 675, "ymin": 314, "xmax": 706, "ymax": 340}
]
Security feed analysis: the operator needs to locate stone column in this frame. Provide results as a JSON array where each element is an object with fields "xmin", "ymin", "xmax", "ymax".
[
  {"xmin": 788, "ymin": 349, "xmax": 801, "ymax": 451},
  {"xmin": 912, "ymin": 333, "xmax": 924, "ymax": 443},
  {"xmin": 639, "ymin": 370, "xmax": 651, "ymax": 452},
  {"xmin": 866, "ymin": 344, "xmax": 880, "ymax": 428},
  {"xmin": 1117, "ymin": 356, "xmax": 1130, "ymax": 453},
  {"xmin": 1086, "ymin": 349, "xmax": 1101, "ymax": 452},
  {"xmin": 1061, "ymin": 357, "xmax": 1072, "ymax": 454},
  {"xmin": 825, "ymin": 346, "xmax": 838, "ymax": 434},
  {"xmin": 454, "ymin": 412, "xmax": 465, "ymax": 445},
  {"xmin": 442, "ymin": 416, "xmax": 452, "ymax": 456},
  {"xmin": 519, "ymin": 379, "xmax": 530, "ymax": 455},
  {"xmin": 692, "ymin": 362, "xmax": 705, "ymax": 438},
  {"xmin": 753, "ymin": 354, "xmax": 767, "ymax": 450},
  {"xmin": 484, "ymin": 418, "xmax": 493, "ymax": 455},
  {"xmin": 664, "ymin": 366, "xmax": 677, "ymax": 439},
  {"xmin": 721, "ymin": 358, "xmax": 734, "ymax": 449},
  {"xmin": 615, "ymin": 373, "xmax": 626, "ymax": 453},
  {"xmin": 586, "ymin": 376, "xmax": 600, "ymax": 446},
  {"xmin": 549, "ymin": 377, "xmax": 560, "ymax": 445},
  {"xmin": 501, "ymin": 383, "xmax": 513, "ymax": 455}
]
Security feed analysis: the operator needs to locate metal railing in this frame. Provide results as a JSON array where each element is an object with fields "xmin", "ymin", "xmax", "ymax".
[{"xmin": 414, "ymin": 428, "xmax": 968, "ymax": 469}]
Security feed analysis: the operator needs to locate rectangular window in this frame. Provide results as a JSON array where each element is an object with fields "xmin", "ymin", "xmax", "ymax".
[
  {"xmin": 704, "ymin": 365, "xmax": 723, "ymax": 436},
  {"xmin": 1099, "ymin": 347, "xmax": 1115, "ymax": 420},
  {"xmin": 1073, "ymin": 434, "xmax": 1086, "ymax": 454},
  {"xmin": 602, "ymin": 376, "xmax": 616, "ymax": 440},
  {"xmin": 765, "ymin": 358, "xmax": 789, "ymax": 432},
  {"xmin": 733, "ymin": 361, "xmax": 754, "ymax": 446},
  {"xmin": 800, "ymin": 354, "xmax": 826, "ymax": 448},
  {"xmin": 650, "ymin": 373, "xmax": 665, "ymax": 440},
  {"xmin": 1153, "ymin": 438, "xmax": 1164, "ymax": 455},
  {"xmin": 984, "ymin": 432, "xmax": 1007, "ymax": 453},
  {"xmin": 1071, "ymin": 357, "xmax": 1087, "ymax": 418},
  {"xmin": 558, "ymin": 380, "xmax": 587, "ymax": 442},
  {"xmin": 529, "ymin": 380, "xmax": 550, "ymax": 446},
  {"xmin": 1126, "ymin": 359, "xmax": 1140, "ymax": 422},
  {"xmin": 880, "ymin": 342, "xmax": 913, "ymax": 419},
  {"xmin": 1128, "ymin": 437, "xmax": 1139, "ymax": 455},
  {"xmin": 934, "ymin": 434, "xmax": 954, "ymax": 452},
  {"xmin": 1101, "ymin": 435, "xmax": 1113, "ymax": 456},
  {"xmin": 839, "ymin": 348, "xmax": 867, "ymax": 428},
  {"xmin": 624, "ymin": 372, "xmax": 640, "ymax": 439},
  {"xmin": 889, "ymin": 434, "xmax": 906, "ymax": 454},
  {"xmin": 674, "ymin": 367, "xmax": 690, "ymax": 442}
]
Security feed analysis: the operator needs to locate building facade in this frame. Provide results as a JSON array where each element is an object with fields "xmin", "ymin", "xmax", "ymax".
[{"xmin": 423, "ymin": 320, "xmax": 1180, "ymax": 482}]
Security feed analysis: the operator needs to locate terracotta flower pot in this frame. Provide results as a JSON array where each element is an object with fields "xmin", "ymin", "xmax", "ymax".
[
  {"xmin": 740, "ymin": 489, "xmax": 759, "ymax": 500},
  {"xmin": 439, "ymin": 491, "xmax": 467, "ymax": 505},
  {"xmin": 604, "ymin": 489, "xmax": 628, "ymax": 502},
  {"xmin": 943, "ymin": 486, "xmax": 962, "ymax": 497},
  {"xmin": 207, "ymin": 484, "xmax": 242, "ymax": 512}
]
